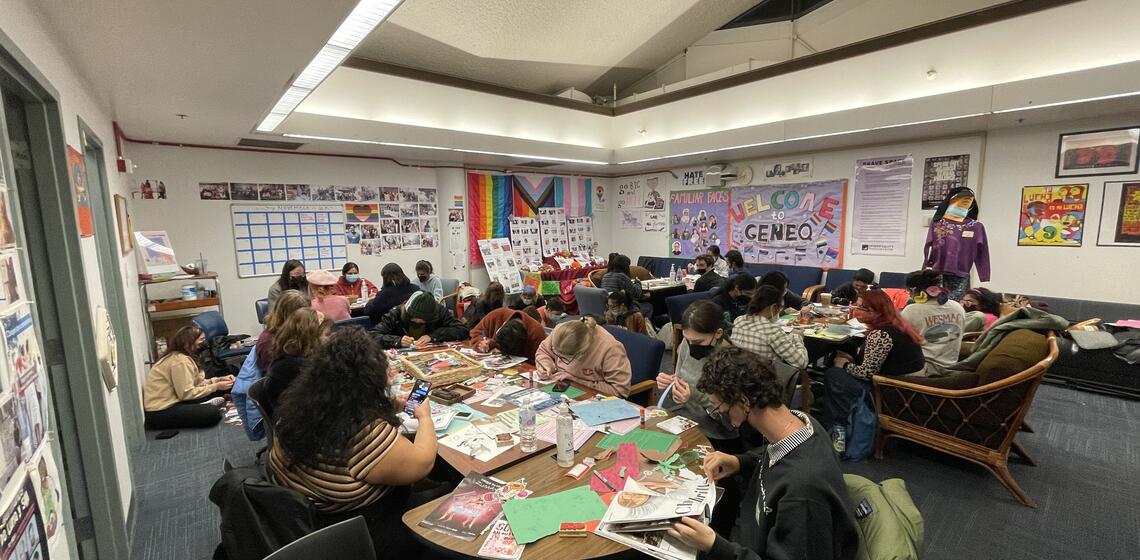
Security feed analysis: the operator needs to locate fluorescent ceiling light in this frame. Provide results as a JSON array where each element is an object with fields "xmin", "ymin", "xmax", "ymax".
[
  {"xmin": 460, "ymin": 149, "xmax": 608, "ymax": 166},
  {"xmin": 283, "ymin": 134, "xmax": 607, "ymax": 165},
  {"xmin": 256, "ymin": 0, "xmax": 403, "ymax": 132},
  {"xmin": 871, "ymin": 113, "xmax": 987, "ymax": 130},
  {"xmin": 991, "ymin": 90, "xmax": 1140, "ymax": 114}
]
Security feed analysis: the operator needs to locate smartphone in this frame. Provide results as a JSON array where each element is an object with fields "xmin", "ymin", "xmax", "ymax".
[
  {"xmin": 404, "ymin": 379, "xmax": 432, "ymax": 415},
  {"xmin": 454, "ymin": 410, "xmax": 474, "ymax": 421},
  {"xmin": 553, "ymin": 380, "xmax": 572, "ymax": 393}
]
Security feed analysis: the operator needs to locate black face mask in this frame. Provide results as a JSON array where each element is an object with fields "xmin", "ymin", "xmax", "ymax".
[
  {"xmin": 418, "ymin": 275, "xmax": 429, "ymax": 283},
  {"xmin": 289, "ymin": 277, "xmax": 307, "ymax": 289},
  {"xmin": 734, "ymin": 296, "xmax": 750, "ymax": 305},
  {"xmin": 689, "ymin": 342, "xmax": 716, "ymax": 360},
  {"xmin": 962, "ymin": 302, "xmax": 977, "ymax": 312}
]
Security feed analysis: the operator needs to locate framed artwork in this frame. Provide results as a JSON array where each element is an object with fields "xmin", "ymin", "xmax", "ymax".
[
  {"xmin": 1017, "ymin": 184, "xmax": 1088, "ymax": 247},
  {"xmin": 1097, "ymin": 181, "xmax": 1140, "ymax": 246},
  {"xmin": 113, "ymin": 194, "xmax": 133, "ymax": 255},
  {"xmin": 1055, "ymin": 126, "xmax": 1140, "ymax": 178},
  {"xmin": 134, "ymin": 230, "xmax": 180, "ymax": 275}
]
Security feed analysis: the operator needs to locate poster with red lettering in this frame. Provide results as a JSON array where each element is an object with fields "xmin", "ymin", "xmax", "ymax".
[
  {"xmin": 667, "ymin": 189, "xmax": 731, "ymax": 258},
  {"xmin": 728, "ymin": 180, "xmax": 847, "ymax": 267}
]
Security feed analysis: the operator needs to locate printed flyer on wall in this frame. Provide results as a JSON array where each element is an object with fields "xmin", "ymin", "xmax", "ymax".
[{"xmin": 851, "ymin": 155, "xmax": 912, "ymax": 256}]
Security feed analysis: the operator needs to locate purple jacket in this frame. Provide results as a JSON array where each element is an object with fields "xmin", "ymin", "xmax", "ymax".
[{"xmin": 924, "ymin": 218, "xmax": 990, "ymax": 281}]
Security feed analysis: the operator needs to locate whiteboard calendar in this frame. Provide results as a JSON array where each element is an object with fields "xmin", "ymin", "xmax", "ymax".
[{"xmin": 231, "ymin": 204, "xmax": 348, "ymax": 277}]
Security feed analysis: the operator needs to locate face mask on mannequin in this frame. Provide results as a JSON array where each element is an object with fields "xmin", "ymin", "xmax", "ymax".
[{"xmin": 945, "ymin": 205, "xmax": 969, "ymax": 219}]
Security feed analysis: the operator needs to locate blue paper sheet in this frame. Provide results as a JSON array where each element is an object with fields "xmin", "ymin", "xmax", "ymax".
[
  {"xmin": 569, "ymin": 399, "xmax": 641, "ymax": 427},
  {"xmin": 444, "ymin": 403, "xmax": 489, "ymax": 435}
]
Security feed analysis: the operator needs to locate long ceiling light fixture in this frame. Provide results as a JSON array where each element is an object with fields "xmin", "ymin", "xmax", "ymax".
[
  {"xmin": 257, "ymin": 0, "xmax": 403, "ymax": 132},
  {"xmin": 991, "ymin": 90, "xmax": 1140, "ymax": 114},
  {"xmin": 283, "ymin": 134, "xmax": 610, "ymax": 165}
]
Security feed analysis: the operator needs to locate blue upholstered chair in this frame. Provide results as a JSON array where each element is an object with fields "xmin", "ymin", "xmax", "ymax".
[
  {"xmin": 191, "ymin": 311, "xmax": 251, "ymax": 360},
  {"xmin": 439, "ymin": 277, "xmax": 461, "ymax": 313},
  {"xmin": 333, "ymin": 316, "xmax": 371, "ymax": 331},
  {"xmin": 255, "ymin": 298, "xmax": 270, "ymax": 324},
  {"xmin": 878, "ymin": 272, "xmax": 908, "ymax": 289},
  {"xmin": 574, "ymin": 285, "xmax": 609, "ymax": 319},
  {"xmin": 603, "ymin": 325, "xmax": 665, "ymax": 402}
]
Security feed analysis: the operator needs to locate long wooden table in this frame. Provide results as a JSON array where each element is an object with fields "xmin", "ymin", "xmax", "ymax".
[{"xmin": 404, "ymin": 377, "xmax": 712, "ymax": 559}]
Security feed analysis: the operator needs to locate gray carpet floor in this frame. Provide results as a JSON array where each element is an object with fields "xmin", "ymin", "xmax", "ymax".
[{"xmin": 128, "ymin": 382, "xmax": 1140, "ymax": 560}]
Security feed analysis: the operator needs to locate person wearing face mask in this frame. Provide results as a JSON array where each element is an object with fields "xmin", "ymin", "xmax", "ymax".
[
  {"xmin": 333, "ymin": 262, "xmax": 378, "ymax": 301},
  {"xmin": 412, "ymin": 260, "xmax": 443, "ymax": 299},
  {"xmin": 655, "ymin": 300, "xmax": 737, "ymax": 446},
  {"xmin": 924, "ymin": 186, "xmax": 990, "ymax": 301},
  {"xmin": 371, "ymin": 291, "xmax": 469, "ymax": 349},
  {"xmin": 961, "ymin": 287, "xmax": 1003, "ymax": 332},
  {"xmin": 603, "ymin": 290, "xmax": 649, "ymax": 335},
  {"xmin": 711, "ymin": 274, "xmax": 757, "ymax": 325},
  {"xmin": 268, "ymin": 260, "xmax": 310, "ymax": 306},
  {"xmin": 692, "ymin": 255, "xmax": 725, "ymax": 293},
  {"xmin": 666, "ymin": 347, "xmax": 859, "ymax": 560},
  {"xmin": 508, "ymin": 285, "xmax": 546, "ymax": 311},
  {"xmin": 307, "ymin": 270, "xmax": 352, "ymax": 322},
  {"xmin": 730, "ymin": 286, "xmax": 808, "ymax": 370},
  {"xmin": 142, "ymin": 326, "xmax": 234, "ymax": 429},
  {"xmin": 540, "ymin": 298, "xmax": 570, "ymax": 328}
]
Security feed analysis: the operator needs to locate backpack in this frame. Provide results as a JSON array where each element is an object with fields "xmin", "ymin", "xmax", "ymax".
[
  {"xmin": 844, "ymin": 474, "xmax": 924, "ymax": 560},
  {"xmin": 210, "ymin": 463, "xmax": 318, "ymax": 560},
  {"xmin": 842, "ymin": 390, "xmax": 877, "ymax": 462}
]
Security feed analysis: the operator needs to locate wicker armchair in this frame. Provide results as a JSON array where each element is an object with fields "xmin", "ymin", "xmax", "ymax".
[{"xmin": 873, "ymin": 331, "xmax": 1059, "ymax": 507}]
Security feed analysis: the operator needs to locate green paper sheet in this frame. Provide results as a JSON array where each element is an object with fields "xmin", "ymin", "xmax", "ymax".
[
  {"xmin": 501, "ymin": 485, "xmax": 607, "ymax": 544},
  {"xmin": 597, "ymin": 428, "xmax": 679, "ymax": 454},
  {"xmin": 540, "ymin": 383, "xmax": 586, "ymax": 399}
]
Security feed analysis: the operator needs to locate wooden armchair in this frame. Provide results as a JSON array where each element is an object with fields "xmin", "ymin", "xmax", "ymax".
[{"xmin": 873, "ymin": 332, "xmax": 1058, "ymax": 507}]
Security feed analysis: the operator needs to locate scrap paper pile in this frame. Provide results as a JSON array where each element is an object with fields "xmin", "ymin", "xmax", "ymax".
[
  {"xmin": 437, "ymin": 408, "xmax": 548, "ymax": 462},
  {"xmin": 595, "ymin": 477, "xmax": 717, "ymax": 560},
  {"xmin": 419, "ymin": 472, "xmax": 531, "ymax": 542}
]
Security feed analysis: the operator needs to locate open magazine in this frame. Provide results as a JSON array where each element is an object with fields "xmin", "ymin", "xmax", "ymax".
[{"xmin": 595, "ymin": 476, "xmax": 717, "ymax": 560}]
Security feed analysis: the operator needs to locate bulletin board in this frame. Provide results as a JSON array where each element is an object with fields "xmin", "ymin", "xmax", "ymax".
[{"xmin": 231, "ymin": 204, "xmax": 348, "ymax": 277}]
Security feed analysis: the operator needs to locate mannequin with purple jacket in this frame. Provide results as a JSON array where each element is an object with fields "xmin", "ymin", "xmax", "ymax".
[{"xmin": 924, "ymin": 187, "xmax": 990, "ymax": 301}]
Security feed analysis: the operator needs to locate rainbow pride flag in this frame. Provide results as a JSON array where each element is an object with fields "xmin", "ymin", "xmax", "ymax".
[{"xmin": 467, "ymin": 173, "xmax": 514, "ymax": 265}]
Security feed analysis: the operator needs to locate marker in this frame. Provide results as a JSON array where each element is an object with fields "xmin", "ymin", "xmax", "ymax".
[{"xmin": 592, "ymin": 470, "xmax": 617, "ymax": 492}]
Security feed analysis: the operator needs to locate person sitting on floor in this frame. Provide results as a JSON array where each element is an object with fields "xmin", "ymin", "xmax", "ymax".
[
  {"xmin": 693, "ymin": 255, "xmax": 726, "ymax": 293},
  {"xmin": 371, "ymin": 291, "xmax": 469, "ymax": 349},
  {"xmin": 711, "ymin": 273, "xmax": 757, "ymax": 324},
  {"xmin": 364, "ymin": 263, "xmax": 421, "ymax": 325},
  {"xmin": 264, "ymin": 308, "xmax": 331, "ymax": 418},
  {"xmin": 540, "ymin": 298, "xmax": 570, "ymax": 328},
  {"xmin": 961, "ymin": 287, "xmax": 1003, "ymax": 332},
  {"xmin": 668, "ymin": 346, "xmax": 859, "ymax": 560},
  {"xmin": 535, "ymin": 317, "xmax": 632, "ymax": 397},
  {"xmin": 332, "ymin": 261, "xmax": 378, "ymax": 301},
  {"xmin": 412, "ymin": 260, "xmax": 443, "ymax": 299},
  {"xmin": 267, "ymin": 259, "xmax": 309, "ymax": 306},
  {"xmin": 724, "ymin": 249, "xmax": 746, "ymax": 277},
  {"xmin": 508, "ymin": 284, "xmax": 546, "ymax": 311},
  {"xmin": 464, "ymin": 281, "xmax": 505, "ymax": 328},
  {"xmin": 901, "ymin": 269, "xmax": 966, "ymax": 376},
  {"xmin": 307, "ymin": 270, "xmax": 351, "ymax": 322},
  {"xmin": 599, "ymin": 254, "xmax": 644, "ymax": 300},
  {"xmin": 832, "ymin": 268, "xmax": 874, "ymax": 306},
  {"xmin": 142, "ymin": 326, "xmax": 233, "ymax": 430},
  {"xmin": 604, "ymin": 289, "xmax": 649, "ymax": 335},
  {"xmin": 469, "ymin": 307, "xmax": 548, "ymax": 363},
  {"xmin": 759, "ymin": 270, "xmax": 805, "ymax": 313},
  {"xmin": 825, "ymin": 289, "xmax": 926, "ymax": 431},
  {"xmin": 731, "ymin": 285, "xmax": 809, "ymax": 370},
  {"xmin": 270, "ymin": 327, "xmax": 439, "ymax": 556}
]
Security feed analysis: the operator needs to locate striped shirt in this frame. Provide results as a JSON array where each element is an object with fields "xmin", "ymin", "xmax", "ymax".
[
  {"xmin": 767, "ymin": 410, "xmax": 814, "ymax": 466},
  {"xmin": 731, "ymin": 314, "xmax": 809, "ymax": 370},
  {"xmin": 269, "ymin": 419, "xmax": 399, "ymax": 513}
]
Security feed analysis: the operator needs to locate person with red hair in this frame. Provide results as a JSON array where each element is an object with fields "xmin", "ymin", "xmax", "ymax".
[{"xmin": 824, "ymin": 289, "xmax": 926, "ymax": 438}]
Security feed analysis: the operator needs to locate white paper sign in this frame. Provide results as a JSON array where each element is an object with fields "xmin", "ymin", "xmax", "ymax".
[{"xmin": 852, "ymin": 155, "xmax": 913, "ymax": 256}]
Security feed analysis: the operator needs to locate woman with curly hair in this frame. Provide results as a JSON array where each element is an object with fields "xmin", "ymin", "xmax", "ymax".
[
  {"xmin": 270, "ymin": 327, "xmax": 437, "ymax": 554},
  {"xmin": 263, "ymin": 308, "xmax": 332, "ymax": 417}
]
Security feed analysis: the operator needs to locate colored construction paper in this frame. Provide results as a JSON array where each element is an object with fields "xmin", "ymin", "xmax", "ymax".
[
  {"xmin": 540, "ymin": 383, "xmax": 586, "ymax": 399},
  {"xmin": 570, "ymin": 399, "xmax": 641, "ymax": 426},
  {"xmin": 597, "ymin": 429, "xmax": 679, "ymax": 454},
  {"xmin": 501, "ymin": 485, "xmax": 607, "ymax": 544}
]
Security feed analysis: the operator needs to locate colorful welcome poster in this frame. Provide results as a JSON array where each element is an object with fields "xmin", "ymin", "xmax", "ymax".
[
  {"xmin": 727, "ymin": 180, "xmax": 847, "ymax": 267},
  {"xmin": 1018, "ymin": 184, "xmax": 1088, "ymax": 247},
  {"xmin": 668, "ymin": 189, "xmax": 731, "ymax": 258}
]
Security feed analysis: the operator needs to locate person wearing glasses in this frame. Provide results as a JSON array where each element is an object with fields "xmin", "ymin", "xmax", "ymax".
[
  {"xmin": 534, "ymin": 316, "xmax": 631, "ymax": 397},
  {"xmin": 666, "ymin": 346, "xmax": 859, "ymax": 560}
]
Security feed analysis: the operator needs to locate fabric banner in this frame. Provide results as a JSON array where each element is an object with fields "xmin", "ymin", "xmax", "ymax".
[
  {"xmin": 467, "ymin": 173, "xmax": 514, "ymax": 265},
  {"xmin": 668, "ymin": 189, "xmax": 730, "ymax": 257},
  {"xmin": 728, "ymin": 180, "xmax": 847, "ymax": 267},
  {"xmin": 852, "ymin": 155, "xmax": 912, "ymax": 256},
  {"xmin": 511, "ymin": 176, "xmax": 593, "ymax": 218},
  {"xmin": 1018, "ymin": 184, "xmax": 1087, "ymax": 247}
]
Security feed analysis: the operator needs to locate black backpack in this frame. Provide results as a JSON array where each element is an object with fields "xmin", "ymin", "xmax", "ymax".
[{"xmin": 209, "ymin": 461, "xmax": 317, "ymax": 560}]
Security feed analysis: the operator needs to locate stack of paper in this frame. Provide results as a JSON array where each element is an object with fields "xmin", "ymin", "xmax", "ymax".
[{"xmin": 595, "ymin": 478, "xmax": 717, "ymax": 560}]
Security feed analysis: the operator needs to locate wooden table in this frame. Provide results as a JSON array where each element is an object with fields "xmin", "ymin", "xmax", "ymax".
[{"xmin": 404, "ymin": 390, "xmax": 713, "ymax": 559}]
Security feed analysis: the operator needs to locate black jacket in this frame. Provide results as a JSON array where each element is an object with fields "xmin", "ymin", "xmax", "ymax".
[
  {"xmin": 832, "ymin": 282, "xmax": 859, "ymax": 305},
  {"xmin": 264, "ymin": 355, "xmax": 306, "ymax": 419},
  {"xmin": 209, "ymin": 463, "xmax": 317, "ymax": 560},
  {"xmin": 694, "ymin": 270, "xmax": 725, "ymax": 293},
  {"xmin": 364, "ymin": 283, "xmax": 422, "ymax": 325},
  {"xmin": 370, "ymin": 305, "xmax": 470, "ymax": 348}
]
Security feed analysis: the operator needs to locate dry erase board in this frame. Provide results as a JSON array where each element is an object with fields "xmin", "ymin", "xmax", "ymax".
[{"xmin": 231, "ymin": 204, "xmax": 348, "ymax": 277}]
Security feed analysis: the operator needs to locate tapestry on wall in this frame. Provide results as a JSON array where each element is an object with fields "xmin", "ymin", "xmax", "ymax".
[
  {"xmin": 727, "ymin": 180, "xmax": 847, "ymax": 267},
  {"xmin": 668, "ymin": 189, "xmax": 730, "ymax": 258},
  {"xmin": 467, "ymin": 173, "xmax": 593, "ymax": 265}
]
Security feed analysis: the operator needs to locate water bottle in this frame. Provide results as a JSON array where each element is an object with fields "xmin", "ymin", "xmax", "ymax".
[
  {"xmin": 519, "ymin": 403, "xmax": 537, "ymax": 452},
  {"xmin": 668, "ymin": 264, "xmax": 676, "ymax": 283},
  {"xmin": 556, "ymin": 398, "xmax": 575, "ymax": 467}
]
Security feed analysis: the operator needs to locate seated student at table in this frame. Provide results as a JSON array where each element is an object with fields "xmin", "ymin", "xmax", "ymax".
[
  {"xmin": 832, "ymin": 268, "xmax": 874, "ymax": 306},
  {"xmin": 270, "ymin": 327, "xmax": 439, "ymax": 555},
  {"xmin": 535, "ymin": 317, "xmax": 632, "ymax": 397},
  {"xmin": 307, "ymin": 270, "xmax": 351, "ymax": 322},
  {"xmin": 599, "ymin": 254, "xmax": 643, "ymax": 300},
  {"xmin": 267, "ymin": 260, "xmax": 310, "ymax": 306},
  {"xmin": 372, "ymin": 291, "xmax": 469, "ymax": 349},
  {"xmin": 412, "ymin": 260, "xmax": 443, "ymax": 299},
  {"xmin": 712, "ymin": 274, "xmax": 757, "ymax": 323},
  {"xmin": 333, "ymin": 262, "xmax": 378, "ymax": 300},
  {"xmin": 901, "ymin": 269, "xmax": 965, "ymax": 376},
  {"xmin": 731, "ymin": 286, "xmax": 809, "ymax": 370},
  {"xmin": 724, "ymin": 249, "xmax": 746, "ymax": 277},
  {"xmin": 825, "ymin": 289, "xmax": 926, "ymax": 429},
  {"xmin": 142, "ymin": 326, "xmax": 234, "ymax": 429},
  {"xmin": 464, "ymin": 281, "xmax": 505, "ymax": 328},
  {"xmin": 604, "ymin": 289, "xmax": 650, "ymax": 335},
  {"xmin": 508, "ymin": 284, "xmax": 546, "ymax": 311},
  {"xmin": 469, "ymin": 307, "xmax": 547, "ymax": 363},
  {"xmin": 961, "ymin": 287, "xmax": 1003, "ymax": 332},
  {"xmin": 708, "ymin": 245, "xmax": 730, "ymax": 277},
  {"xmin": 693, "ymin": 255, "xmax": 726, "ymax": 293},
  {"xmin": 264, "ymin": 308, "xmax": 331, "ymax": 418},
  {"xmin": 364, "ymin": 263, "xmax": 421, "ymax": 325},
  {"xmin": 669, "ymin": 347, "xmax": 859, "ymax": 560},
  {"xmin": 539, "ymin": 298, "xmax": 570, "ymax": 328},
  {"xmin": 254, "ymin": 290, "xmax": 310, "ymax": 371},
  {"xmin": 759, "ymin": 270, "xmax": 805, "ymax": 313},
  {"xmin": 237, "ymin": 290, "xmax": 310, "ymax": 436}
]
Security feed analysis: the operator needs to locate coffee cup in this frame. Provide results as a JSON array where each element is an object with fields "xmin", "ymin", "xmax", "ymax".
[{"xmin": 820, "ymin": 292, "xmax": 833, "ymax": 306}]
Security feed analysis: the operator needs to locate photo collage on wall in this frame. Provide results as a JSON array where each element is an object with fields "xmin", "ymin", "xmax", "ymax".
[
  {"xmin": 537, "ymin": 208, "xmax": 569, "ymax": 257},
  {"xmin": 508, "ymin": 217, "xmax": 542, "ymax": 267},
  {"xmin": 567, "ymin": 216, "xmax": 594, "ymax": 253},
  {"xmin": 200, "ymin": 182, "xmax": 386, "ymax": 202},
  {"xmin": 476, "ymin": 238, "xmax": 524, "ymax": 293}
]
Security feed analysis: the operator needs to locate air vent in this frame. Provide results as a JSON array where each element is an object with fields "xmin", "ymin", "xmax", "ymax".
[
  {"xmin": 237, "ymin": 138, "xmax": 305, "ymax": 150},
  {"xmin": 514, "ymin": 161, "xmax": 561, "ymax": 168}
]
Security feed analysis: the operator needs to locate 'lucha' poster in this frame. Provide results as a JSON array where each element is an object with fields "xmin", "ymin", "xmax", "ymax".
[
  {"xmin": 1018, "ymin": 184, "xmax": 1087, "ymax": 247},
  {"xmin": 668, "ymin": 189, "xmax": 730, "ymax": 258},
  {"xmin": 728, "ymin": 180, "xmax": 847, "ymax": 267}
]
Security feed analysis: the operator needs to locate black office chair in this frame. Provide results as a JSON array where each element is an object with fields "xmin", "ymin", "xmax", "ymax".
[
  {"xmin": 192, "ymin": 311, "xmax": 252, "ymax": 360},
  {"xmin": 264, "ymin": 516, "xmax": 375, "ymax": 560},
  {"xmin": 247, "ymin": 378, "xmax": 274, "ymax": 465},
  {"xmin": 334, "ymin": 316, "xmax": 371, "ymax": 330}
]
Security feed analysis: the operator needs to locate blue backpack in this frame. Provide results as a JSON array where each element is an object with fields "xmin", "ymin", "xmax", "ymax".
[{"xmin": 842, "ymin": 390, "xmax": 877, "ymax": 462}]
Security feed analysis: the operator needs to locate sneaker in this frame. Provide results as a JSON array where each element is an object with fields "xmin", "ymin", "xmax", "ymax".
[
  {"xmin": 204, "ymin": 397, "xmax": 226, "ymax": 407},
  {"xmin": 831, "ymin": 427, "xmax": 846, "ymax": 454}
]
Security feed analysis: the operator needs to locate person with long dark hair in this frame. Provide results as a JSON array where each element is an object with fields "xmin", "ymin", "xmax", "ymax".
[
  {"xmin": 363, "ymin": 263, "xmax": 421, "ymax": 325},
  {"xmin": 961, "ymin": 287, "xmax": 1003, "ymax": 332},
  {"xmin": 332, "ymin": 261, "xmax": 378, "ymax": 300},
  {"xmin": 142, "ymin": 326, "xmax": 233, "ymax": 429},
  {"xmin": 412, "ymin": 260, "xmax": 443, "ymax": 299},
  {"xmin": 655, "ymin": 300, "xmax": 737, "ymax": 446},
  {"xmin": 600, "ymin": 254, "xmax": 643, "ymax": 300},
  {"xmin": 464, "ymin": 281, "xmax": 505, "ymax": 328},
  {"xmin": 468, "ymin": 307, "xmax": 547, "ymax": 363},
  {"xmin": 901, "ymin": 269, "xmax": 966, "ymax": 375},
  {"xmin": 270, "ymin": 327, "xmax": 438, "ymax": 554},
  {"xmin": 268, "ymin": 260, "xmax": 309, "ymax": 306}
]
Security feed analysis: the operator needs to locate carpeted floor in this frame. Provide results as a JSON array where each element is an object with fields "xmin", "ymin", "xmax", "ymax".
[{"xmin": 128, "ymin": 382, "xmax": 1140, "ymax": 560}]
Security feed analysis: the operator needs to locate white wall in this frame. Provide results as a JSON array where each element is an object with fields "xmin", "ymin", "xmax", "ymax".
[{"xmin": 125, "ymin": 144, "xmax": 443, "ymax": 336}]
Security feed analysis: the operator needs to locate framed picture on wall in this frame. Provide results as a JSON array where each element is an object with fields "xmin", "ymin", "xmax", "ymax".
[
  {"xmin": 1097, "ymin": 181, "xmax": 1140, "ymax": 246},
  {"xmin": 1055, "ymin": 125, "xmax": 1140, "ymax": 178},
  {"xmin": 114, "ymin": 194, "xmax": 133, "ymax": 255}
]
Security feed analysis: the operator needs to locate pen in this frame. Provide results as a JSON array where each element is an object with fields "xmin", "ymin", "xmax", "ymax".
[{"xmin": 592, "ymin": 470, "xmax": 617, "ymax": 492}]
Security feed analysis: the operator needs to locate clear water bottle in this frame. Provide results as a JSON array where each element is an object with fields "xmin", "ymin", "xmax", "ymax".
[
  {"xmin": 668, "ymin": 264, "xmax": 676, "ymax": 283},
  {"xmin": 556, "ymin": 397, "xmax": 575, "ymax": 467},
  {"xmin": 519, "ymin": 403, "xmax": 537, "ymax": 452}
]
